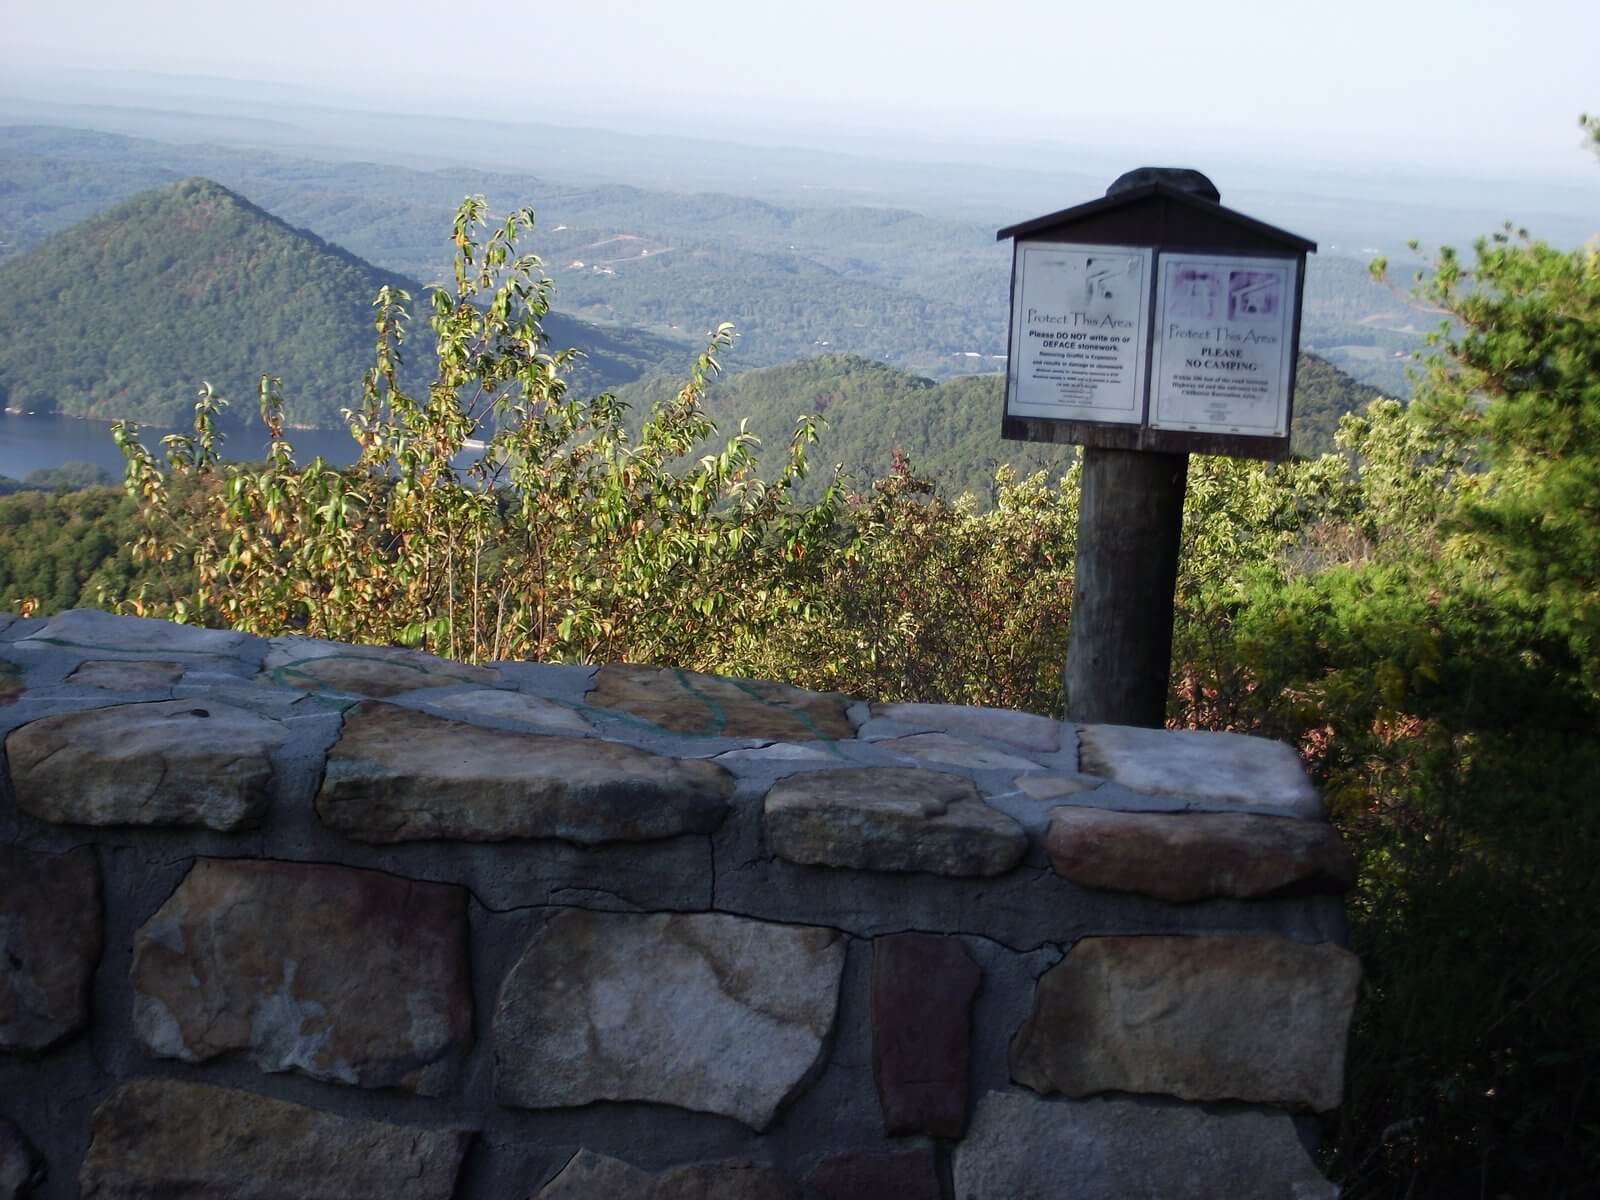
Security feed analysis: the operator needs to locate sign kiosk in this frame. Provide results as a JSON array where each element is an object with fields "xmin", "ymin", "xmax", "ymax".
[{"xmin": 996, "ymin": 168, "xmax": 1316, "ymax": 725}]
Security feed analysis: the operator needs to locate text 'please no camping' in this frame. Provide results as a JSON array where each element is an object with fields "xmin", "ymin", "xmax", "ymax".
[
  {"xmin": 1152, "ymin": 253, "xmax": 1297, "ymax": 438},
  {"xmin": 1005, "ymin": 242, "xmax": 1297, "ymax": 440}
]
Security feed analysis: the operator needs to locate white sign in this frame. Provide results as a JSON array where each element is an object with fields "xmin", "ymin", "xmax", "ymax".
[
  {"xmin": 1005, "ymin": 241, "xmax": 1153, "ymax": 425},
  {"xmin": 1149, "ymin": 253, "xmax": 1297, "ymax": 437}
]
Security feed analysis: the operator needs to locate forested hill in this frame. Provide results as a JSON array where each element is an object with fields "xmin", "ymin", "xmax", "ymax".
[
  {"xmin": 613, "ymin": 351, "xmax": 1384, "ymax": 501},
  {"xmin": 0, "ymin": 177, "xmax": 687, "ymax": 429}
]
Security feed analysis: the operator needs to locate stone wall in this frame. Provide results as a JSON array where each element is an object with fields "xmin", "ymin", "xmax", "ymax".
[{"xmin": 0, "ymin": 609, "xmax": 1360, "ymax": 1199}]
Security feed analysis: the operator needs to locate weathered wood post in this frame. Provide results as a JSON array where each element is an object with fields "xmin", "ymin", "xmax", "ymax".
[
  {"xmin": 997, "ymin": 168, "xmax": 1314, "ymax": 727},
  {"xmin": 1065, "ymin": 444, "xmax": 1188, "ymax": 725}
]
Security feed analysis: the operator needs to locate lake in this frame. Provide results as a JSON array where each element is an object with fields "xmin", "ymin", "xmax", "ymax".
[{"xmin": 1, "ymin": 413, "xmax": 369, "ymax": 482}]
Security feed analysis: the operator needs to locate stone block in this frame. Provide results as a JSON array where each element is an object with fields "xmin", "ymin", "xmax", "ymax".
[
  {"xmin": 714, "ymin": 743, "xmax": 839, "ymax": 768},
  {"xmin": 261, "ymin": 635, "xmax": 498, "ymax": 697},
  {"xmin": 78, "ymin": 1080, "xmax": 468, "ymax": 1200},
  {"xmin": 1010, "ymin": 935, "xmax": 1361, "ymax": 1111},
  {"xmin": 131, "ymin": 858, "xmax": 472, "ymax": 1094},
  {"xmin": 870, "ymin": 702, "xmax": 1064, "ymax": 752},
  {"xmin": 871, "ymin": 933, "xmax": 978, "ymax": 1137},
  {"xmin": 15, "ymin": 608, "xmax": 248, "ymax": 656},
  {"xmin": 6, "ymin": 700, "xmax": 287, "ymax": 830},
  {"xmin": 1015, "ymin": 772, "xmax": 1100, "ymax": 801},
  {"xmin": 876, "ymin": 732, "xmax": 1043, "ymax": 772},
  {"xmin": 953, "ymin": 1090, "xmax": 1337, "ymax": 1199},
  {"xmin": 0, "ymin": 845, "xmax": 102, "ymax": 1052},
  {"xmin": 587, "ymin": 664, "xmax": 855, "ymax": 740},
  {"xmin": 495, "ymin": 909, "xmax": 846, "ymax": 1130},
  {"xmin": 65, "ymin": 660, "xmax": 184, "ymax": 690},
  {"xmin": 317, "ymin": 701, "xmax": 732, "ymax": 844},
  {"xmin": 424, "ymin": 687, "xmax": 595, "ymax": 735},
  {"xmin": 1078, "ymin": 724, "xmax": 1324, "ymax": 818},
  {"xmin": 532, "ymin": 1150, "xmax": 798, "ymax": 1198},
  {"xmin": 1045, "ymin": 808, "xmax": 1356, "ymax": 902},
  {"xmin": 764, "ymin": 768, "xmax": 1026, "ymax": 876}
]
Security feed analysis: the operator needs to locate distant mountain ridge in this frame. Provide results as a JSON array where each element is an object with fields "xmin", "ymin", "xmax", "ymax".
[
  {"xmin": 0, "ymin": 126, "xmax": 1434, "ymax": 396},
  {"xmin": 613, "ymin": 352, "xmax": 1382, "ymax": 502},
  {"xmin": 0, "ymin": 176, "xmax": 688, "ymax": 429}
]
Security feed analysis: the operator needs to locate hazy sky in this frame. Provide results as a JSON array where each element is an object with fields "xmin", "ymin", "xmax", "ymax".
[{"xmin": 4, "ymin": 0, "xmax": 1598, "ymax": 179}]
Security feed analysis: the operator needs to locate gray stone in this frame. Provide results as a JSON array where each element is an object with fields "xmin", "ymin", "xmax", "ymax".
[
  {"xmin": 65, "ymin": 659, "xmax": 184, "ymax": 690},
  {"xmin": 1010, "ymin": 935, "xmax": 1361, "ymax": 1111},
  {"xmin": 876, "ymin": 732, "xmax": 1043, "ymax": 772},
  {"xmin": 424, "ymin": 687, "xmax": 595, "ymax": 735},
  {"xmin": 495, "ymin": 909, "xmax": 846, "ymax": 1130},
  {"xmin": 1078, "ymin": 724, "xmax": 1324, "ymax": 819},
  {"xmin": 131, "ymin": 858, "xmax": 472, "ymax": 1094},
  {"xmin": 15, "ymin": 608, "xmax": 247, "ymax": 656},
  {"xmin": 6, "ymin": 700, "xmax": 288, "ymax": 830},
  {"xmin": 0, "ymin": 845, "xmax": 102, "ymax": 1052},
  {"xmin": 533, "ymin": 1150, "xmax": 798, "ymax": 1199},
  {"xmin": 170, "ymin": 677, "xmax": 309, "ymax": 716},
  {"xmin": 0, "ymin": 1117, "xmax": 43, "ymax": 1200},
  {"xmin": 261, "ymin": 635, "xmax": 498, "ymax": 697},
  {"xmin": 801, "ymin": 1145, "xmax": 942, "ymax": 1200},
  {"xmin": 871, "ymin": 702, "xmax": 1064, "ymax": 752},
  {"xmin": 850, "ymin": 716, "xmax": 926, "ymax": 741},
  {"xmin": 587, "ymin": 664, "xmax": 855, "ymax": 740},
  {"xmin": 1046, "ymin": 808, "xmax": 1356, "ymax": 901},
  {"xmin": 872, "ymin": 933, "xmax": 978, "ymax": 1137},
  {"xmin": 78, "ymin": 1080, "xmax": 468, "ymax": 1200},
  {"xmin": 318, "ymin": 702, "xmax": 733, "ymax": 844},
  {"xmin": 764, "ymin": 768, "xmax": 1026, "ymax": 876},
  {"xmin": 953, "ymin": 1090, "xmax": 1337, "ymax": 1199},
  {"xmin": 713, "ymin": 743, "xmax": 839, "ymax": 767}
]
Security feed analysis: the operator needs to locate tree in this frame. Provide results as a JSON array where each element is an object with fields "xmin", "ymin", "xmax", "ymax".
[
  {"xmin": 1388, "ymin": 218, "xmax": 1600, "ymax": 692},
  {"xmin": 114, "ymin": 198, "xmax": 844, "ymax": 669}
]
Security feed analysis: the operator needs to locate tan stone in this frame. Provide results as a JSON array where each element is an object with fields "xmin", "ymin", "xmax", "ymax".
[
  {"xmin": 261, "ymin": 636, "xmax": 497, "ymax": 697},
  {"xmin": 1010, "ymin": 934, "xmax": 1361, "ymax": 1111},
  {"xmin": 764, "ymin": 768, "xmax": 1027, "ymax": 876},
  {"xmin": 78, "ymin": 1080, "xmax": 468, "ymax": 1200},
  {"xmin": 533, "ymin": 1150, "xmax": 798, "ymax": 1199},
  {"xmin": 0, "ymin": 845, "xmax": 102, "ymax": 1052},
  {"xmin": 587, "ymin": 664, "xmax": 854, "ymax": 740},
  {"xmin": 318, "ymin": 701, "xmax": 732, "ymax": 844},
  {"xmin": 6, "ymin": 700, "xmax": 287, "ymax": 830},
  {"xmin": 1045, "ymin": 807, "xmax": 1356, "ymax": 901},
  {"xmin": 495, "ymin": 909, "xmax": 846, "ymax": 1130},
  {"xmin": 131, "ymin": 859, "xmax": 472, "ymax": 1094}
]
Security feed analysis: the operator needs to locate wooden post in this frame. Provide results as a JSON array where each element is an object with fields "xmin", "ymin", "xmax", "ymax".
[
  {"xmin": 994, "ymin": 168, "xmax": 1310, "ymax": 727},
  {"xmin": 1063, "ymin": 446, "xmax": 1188, "ymax": 727}
]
